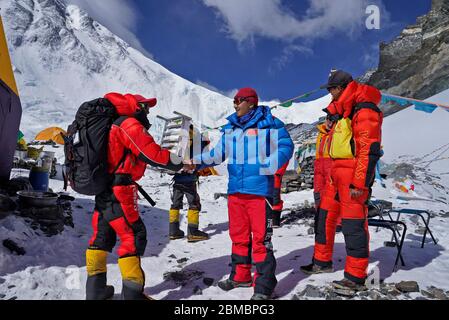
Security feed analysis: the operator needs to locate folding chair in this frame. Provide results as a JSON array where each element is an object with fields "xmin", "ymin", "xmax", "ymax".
[
  {"xmin": 368, "ymin": 218, "xmax": 407, "ymax": 271},
  {"xmin": 368, "ymin": 199, "xmax": 407, "ymax": 271},
  {"xmin": 389, "ymin": 208, "xmax": 438, "ymax": 248}
]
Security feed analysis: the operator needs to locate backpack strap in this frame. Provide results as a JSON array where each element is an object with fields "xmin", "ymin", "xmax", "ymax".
[
  {"xmin": 110, "ymin": 116, "xmax": 131, "ymax": 175},
  {"xmin": 114, "ymin": 116, "xmax": 129, "ymax": 127},
  {"xmin": 112, "ymin": 149, "xmax": 131, "ymax": 174},
  {"xmin": 350, "ymin": 102, "xmax": 382, "ymax": 118}
]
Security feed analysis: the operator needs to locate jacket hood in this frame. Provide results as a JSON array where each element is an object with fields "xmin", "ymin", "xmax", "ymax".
[
  {"xmin": 104, "ymin": 92, "xmax": 141, "ymax": 116},
  {"xmin": 324, "ymin": 81, "xmax": 382, "ymax": 118}
]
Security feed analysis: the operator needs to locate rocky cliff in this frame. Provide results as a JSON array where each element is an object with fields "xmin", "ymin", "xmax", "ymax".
[{"xmin": 365, "ymin": 0, "xmax": 449, "ymax": 101}]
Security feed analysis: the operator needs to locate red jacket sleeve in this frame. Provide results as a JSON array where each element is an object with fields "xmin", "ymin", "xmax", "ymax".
[
  {"xmin": 115, "ymin": 118, "xmax": 183, "ymax": 171},
  {"xmin": 351, "ymin": 108, "xmax": 383, "ymax": 190}
]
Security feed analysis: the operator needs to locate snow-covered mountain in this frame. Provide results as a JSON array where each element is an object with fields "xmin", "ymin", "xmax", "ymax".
[{"xmin": 0, "ymin": 0, "xmax": 328, "ymax": 140}]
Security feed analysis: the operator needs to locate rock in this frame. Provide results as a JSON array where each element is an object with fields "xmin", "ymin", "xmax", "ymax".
[
  {"xmin": 425, "ymin": 287, "xmax": 448, "ymax": 300},
  {"xmin": 307, "ymin": 227, "xmax": 314, "ymax": 235},
  {"xmin": 358, "ymin": 291, "xmax": 369, "ymax": 297},
  {"xmin": 396, "ymin": 281, "xmax": 420, "ymax": 293},
  {"xmin": 365, "ymin": 0, "xmax": 449, "ymax": 111},
  {"xmin": 168, "ymin": 254, "xmax": 177, "ymax": 259},
  {"xmin": 0, "ymin": 277, "xmax": 5, "ymax": 285},
  {"xmin": 8, "ymin": 296, "xmax": 17, "ymax": 301},
  {"xmin": 299, "ymin": 285, "xmax": 324, "ymax": 298},
  {"xmin": 0, "ymin": 294, "xmax": 5, "ymax": 299},
  {"xmin": 388, "ymin": 288, "xmax": 403, "ymax": 297},
  {"xmin": 203, "ymin": 278, "xmax": 214, "ymax": 287},
  {"xmin": 193, "ymin": 285, "xmax": 202, "ymax": 295},
  {"xmin": 368, "ymin": 291, "xmax": 382, "ymax": 300},
  {"xmin": 176, "ymin": 258, "xmax": 188, "ymax": 264},
  {"xmin": 7, "ymin": 285, "xmax": 15, "ymax": 289},
  {"xmin": 326, "ymin": 291, "xmax": 342, "ymax": 300},
  {"xmin": 3, "ymin": 239, "xmax": 26, "ymax": 256}
]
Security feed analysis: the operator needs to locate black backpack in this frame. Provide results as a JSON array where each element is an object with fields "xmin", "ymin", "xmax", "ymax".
[{"xmin": 64, "ymin": 98, "xmax": 119, "ymax": 196}]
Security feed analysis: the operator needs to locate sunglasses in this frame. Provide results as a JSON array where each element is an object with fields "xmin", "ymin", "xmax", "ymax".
[
  {"xmin": 234, "ymin": 96, "xmax": 254, "ymax": 105},
  {"xmin": 327, "ymin": 86, "xmax": 338, "ymax": 92}
]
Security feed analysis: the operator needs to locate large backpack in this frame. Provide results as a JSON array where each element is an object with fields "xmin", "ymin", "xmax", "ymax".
[{"xmin": 64, "ymin": 98, "xmax": 119, "ymax": 196}]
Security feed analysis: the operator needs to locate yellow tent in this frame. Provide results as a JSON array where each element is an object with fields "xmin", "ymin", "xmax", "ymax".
[
  {"xmin": 1, "ymin": 16, "xmax": 22, "ymax": 182},
  {"xmin": 35, "ymin": 127, "xmax": 67, "ymax": 145}
]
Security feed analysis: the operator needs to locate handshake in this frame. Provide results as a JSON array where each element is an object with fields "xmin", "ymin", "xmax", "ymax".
[{"xmin": 180, "ymin": 160, "xmax": 197, "ymax": 174}]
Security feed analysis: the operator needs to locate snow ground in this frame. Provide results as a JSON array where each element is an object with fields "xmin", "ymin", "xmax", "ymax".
[{"xmin": 0, "ymin": 167, "xmax": 448, "ymax": 300}]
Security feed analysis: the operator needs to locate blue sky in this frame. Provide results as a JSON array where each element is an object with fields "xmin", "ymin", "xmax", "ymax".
[{"xmin": 69, "ymin": 0, "xmax": 431, "ymax": 102}]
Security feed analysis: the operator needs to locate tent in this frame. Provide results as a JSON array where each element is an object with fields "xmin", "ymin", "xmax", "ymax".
[
  {"xmin": 35, "ymin": 127, "xmax": 67, "ymax": 145},
  {"xmin": 0, "ymin": 17, "xmax": 22, "ymax": 183}
]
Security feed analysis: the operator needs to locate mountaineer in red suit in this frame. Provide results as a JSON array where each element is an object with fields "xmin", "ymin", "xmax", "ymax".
[
  {"xmin": 300, "ymin": 70, "xmax": 383, "ymax": 294},
  {"xmin": 86, "ymin": 93, "xmax": 184, "ymax": 300}
]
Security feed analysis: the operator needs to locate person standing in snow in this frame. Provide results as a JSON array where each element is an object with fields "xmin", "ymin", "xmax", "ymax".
[
  {"xmin": 169, "ymin": 125, "xmax": 209, "ymax": 242},
  {"xmin": 300, "ymin": 70, "xmax": 383, "ymax": 293},
  {"xmin": 86, "ymin": 93, "xmax": 186, "ymax": 300},
  {"xmin": 187, "ymin": 88, "xmax": 294, "ymax": 300}
]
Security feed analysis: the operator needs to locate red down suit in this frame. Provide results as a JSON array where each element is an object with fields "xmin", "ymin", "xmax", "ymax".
[
  {"xmin": 88, "ymin": 93, "xmax": 182, "ymax": 257},
  {"xmin": 313, "ymin": 81, "xmax": 383, "ymax": 284}
]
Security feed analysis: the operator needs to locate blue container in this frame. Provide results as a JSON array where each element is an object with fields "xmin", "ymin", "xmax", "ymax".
[{"xmin": 29, "ymin": 167, "xmax": 50, "ymax": 192}]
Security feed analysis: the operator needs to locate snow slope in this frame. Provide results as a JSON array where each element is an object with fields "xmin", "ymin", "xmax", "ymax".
[
  {"xmin": 0, "ymin": 0, "xmax": 329, "ymax": 141},
  {"xmin": 1, "ymin": 89, "xmax": 449, "ymax": 300}
]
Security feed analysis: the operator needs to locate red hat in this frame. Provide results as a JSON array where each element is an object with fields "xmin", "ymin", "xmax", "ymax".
[
  {"xmin": 133, "ymin": 94, "xmax": 157, "ymax": 108},
  {"xmin": 235, "ymin": 87, "xmax": 258, "ymax": 106}
]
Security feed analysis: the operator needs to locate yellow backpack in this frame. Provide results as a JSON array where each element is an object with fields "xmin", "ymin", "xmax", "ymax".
[{"xmin": 329, "ymin": 118, "xmax": 355, "ymax": 159}]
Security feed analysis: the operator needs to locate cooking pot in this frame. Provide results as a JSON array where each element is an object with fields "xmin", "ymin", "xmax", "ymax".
[{"xmin": 17, "ymin": 191, "xmax": 59, "ymax": 207}]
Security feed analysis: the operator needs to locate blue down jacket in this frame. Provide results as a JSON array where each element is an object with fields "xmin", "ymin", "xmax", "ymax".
[{"xmin": 194, "ymin": 106, "xmax": 294, "ymax": 197}]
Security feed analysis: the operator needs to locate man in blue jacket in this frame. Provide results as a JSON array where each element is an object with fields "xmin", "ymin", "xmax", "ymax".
[{"xmin": 190, "ymin": 88, "xmax": 294, "ymax": 300}]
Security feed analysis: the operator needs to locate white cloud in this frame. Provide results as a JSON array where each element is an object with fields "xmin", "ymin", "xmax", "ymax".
[
  {"xmin": 64, "ymin": 0, "xmax": 152, "ymax": 57},
  {"xmin": 201, "ymin": 0, "xmax": 388, "ymax": 44}
]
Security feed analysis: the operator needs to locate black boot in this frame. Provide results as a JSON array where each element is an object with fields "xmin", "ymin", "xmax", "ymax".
[
  {"xmin": 187, "ymin": 229, "xmax": 209, "ymax": 242},
  {"xmin": 332, "ymin": 278, "xmax": 367, "ymax": 296},
  {"xmin": 300, "ymin": 262, "xmax": 333, "ymax": 275},
  {"xmin": 121, "ymin": 280, "xmax": 154, "ymax": 300},
  {"xmin": 187, "ymin": 209, "xmax": 209, "ymax": 242},
  {"xmin": 86, "ymin": 273, "xmax": 115, "ymax": 300},
  {"xmin": 217, "ymin": 279, "xmax": 252, "ymax": 291},
  {"xmin": 169, "ymin": 222, "xmax": 185, "ymax": 240}
]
